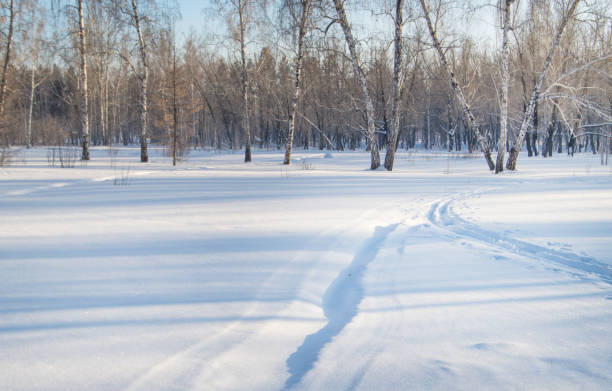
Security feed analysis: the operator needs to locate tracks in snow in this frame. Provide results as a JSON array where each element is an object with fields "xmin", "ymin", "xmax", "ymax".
[
  {"xmin": 123, "ymin": 206, "xmax": 398, "ymax": 391},
  {"xmin": 427, "ymin": 191, "xmax": 612, "ymax": 285},
  {"xmin": 284, "ymin": 224, "xmax": 398, "ymax": 389}
]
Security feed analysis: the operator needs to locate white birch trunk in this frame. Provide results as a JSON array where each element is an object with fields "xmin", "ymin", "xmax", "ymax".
[
  {"xmin": 333, "ymin": 0, "xmax": 380, "ymax": 170},
  {"xmin": 239, "ymin": 0, "xmax": 252, "ymax": 162},
  {"xmin": 495, "ymin": 0, "xmax": 512, "ymax": 173},
  {"xmin": 384, "ymin": 0, "xmax": 405, "ymax": 171},
  {"xmin": 27, "ymin": 62, "xmax": 36, "ymax": 148},
  {"xmin": 506, "ymin": 0, "xmax": 580, "ymax": 170},
  {"xmin": 132, "ymin": 0, "xmax": 148, "ymax": 162},
  {"xmin": 284, "ymin": 0, "xmax": 311, "ymax": 165},
  {"xmin": 26, "ymin": 13, "xmax": 40, "ymax": 148},
  {"xmin": 77, "ymin": 0, "xmax": 90, "ymax": 160}
]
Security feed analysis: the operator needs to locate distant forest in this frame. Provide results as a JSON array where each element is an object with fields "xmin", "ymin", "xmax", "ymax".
[{"xmin": 0, "ymin": 0, "xmax": 609, "ymax": 171}]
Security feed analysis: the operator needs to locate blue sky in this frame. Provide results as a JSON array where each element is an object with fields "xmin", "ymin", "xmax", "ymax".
[
  {"xmin": 176, "ymin": 0, "xmax": 219, "ymax": 39},
  {"xmin": 174, "ymin": 0, "xmax": 499, "ymax": 51}
]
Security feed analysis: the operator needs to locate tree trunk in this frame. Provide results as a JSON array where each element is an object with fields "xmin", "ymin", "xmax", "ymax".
[
  {"xmin": 496, "ymin": 0, "xmax": 513, "ymax": 173},
  {"xmin": 238, "ymin": 0, "xmax": 252, "ymax": 162},
  {"xmin": 544, "ymin": 105, "xmax": 558, "ymax": 158},
  {"xmin": 77, "ymin": 0, "xmax": 90, "ymax": 160},
  {"xmin": 384, "ymin": 0, "xmax": 405, "ymax": 171},
  {"xmin": 526, "ymin": 129, "xmax": 533, "ymax": 156},
  {"xmin": 27, "ymin": 64, "xmax": 36, "ymax": 148},
  {"xmin": 419, "ymin": 0, "xmax": 494, "ymax": 170},
  {"xmin": 532, "ymin": 101, "xmax": 539, "ymax": 156},
  {"xmin": 506, "ymin": 0, "xmax": 580, "ymax": 170},
  {"xmin": 333, "ymin": 0, "xmax": 380, "ymax": 170},
  {"xmin": 546, "ymin": 123, "xmax": 554, "ymax": 157},
  {"xmin": 0, "ymin": 0, "xmax": 14, "ymax": 127},
  {"xmin": 284, "ymin": 0, "xmax": 311, "ymax": 165},
  {"xmin": 172, "ymin": 44, "xmax": 178, "ymax": 166},
  {"xmin": 132, "ymin": 0, "xmax": 148, "ymax": 162},
  {"xmin": 447, "ymin": 98, "xmax": 454, "ymax": 152}
]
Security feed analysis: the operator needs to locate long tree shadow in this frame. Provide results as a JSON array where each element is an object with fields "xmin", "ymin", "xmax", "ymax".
[{"xmin": 284, "ymin": 224, "xmax": 398, "ymax": 389}]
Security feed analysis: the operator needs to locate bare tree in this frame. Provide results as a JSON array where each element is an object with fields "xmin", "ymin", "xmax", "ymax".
[
  {"xmin": 418, "ymin": 0, "xmax": 495, "ymax": 170},
  {"xmin": 76, "ymin": 0, "xmax": 90, "ymax": 160},
  {"xmin": 383, "ymin": 0, "xmax": 405, "ymax": 171},
  {"xmin": 171, "ymin": 35, "xmax": 177, "ymax": 166},
  {"xmin": 506, "ymin": 0, "xmax": 580, "ymax": 170},
  {"xmin": 283, "ymin": 0, "xmax": 312, "ymax": 165},
  {"xmin": 332, "ymin": 0, "xmax": 380, "ymax": 170},
  {"xmin": 495, "ymin": 0, "xmax": 514, "ymax": 173},
  {"xmin": 223, "ymin": 0, "xmax": 257, "ymax": 161},
  {"xmin": 129, "ymin": 0, "xmax": 149, "ymax": 162},
  {"xmin": 88, "ymin": 0, "xmax": 117, "ymax": 146},
  {"xmin": 23, "ymin": 0, "xmax": 46, "ymax": 148},
  {"xmin": 0, "ymin": 0, "xmax": 15, "ymax": 130}
]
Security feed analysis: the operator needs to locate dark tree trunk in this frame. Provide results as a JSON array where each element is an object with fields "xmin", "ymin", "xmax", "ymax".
[
  {"xmin": 526, "ymin": 129, "xmax": 533, "ymax": 156},
  {"xmin": 532, "ymin": 101, "xmax": 539, "ymax": 156}
]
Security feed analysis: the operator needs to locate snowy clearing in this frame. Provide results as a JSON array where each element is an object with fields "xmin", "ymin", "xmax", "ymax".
[{"xmin": 1, "ymin": 147, "xmax": 611, "ymax": 390}]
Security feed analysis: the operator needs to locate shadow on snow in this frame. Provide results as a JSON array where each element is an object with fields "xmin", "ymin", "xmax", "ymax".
[{"xmin": 284, "ymin": 224, "xmax": 398, "ymax": 389}]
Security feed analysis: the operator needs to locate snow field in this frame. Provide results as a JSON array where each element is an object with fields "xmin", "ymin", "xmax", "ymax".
[{"xmin": 1, "ymin": 147, "xmax": 611, "ymax": 390}]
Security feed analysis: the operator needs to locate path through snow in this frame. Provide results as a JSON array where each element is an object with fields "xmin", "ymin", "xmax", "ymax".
[{"xmin": 285, "ymin": 224, "xmax": 398, "ymax": 388}]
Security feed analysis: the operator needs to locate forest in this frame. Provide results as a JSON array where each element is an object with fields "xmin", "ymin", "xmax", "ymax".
[{"xmin": 0, "ymin": 0, "xmax": 610, "ymax": 171}]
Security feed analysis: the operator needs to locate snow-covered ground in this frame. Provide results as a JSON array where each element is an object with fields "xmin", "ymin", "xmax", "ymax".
[{"xmin": 1, "ymin": 147, "xmax": 611, "ymax": 390}]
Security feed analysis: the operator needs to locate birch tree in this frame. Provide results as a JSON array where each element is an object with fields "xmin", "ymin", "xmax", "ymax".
[
  {"xmin": 506, "ymin": 0, "xmax": 580, "ymax": 170},
  {"xmin": 23, "ymin": 0, "xmax": 46, "ymax": 148},
  {"xmin": 283, "ymin": 0, "xmax": 312, "ymax": 165},
  {"xmin": 129, "ymin": 0, "xmax": 149, "ymax": 162},
  {"xmin": 76, "ymin": 0, "xmax": 90, "ymax": 160},
  {"xmin": 332, "ymin": 0, "xmax": 380, "ymax": 170},
  {"xmin": 88, "ymin": 0, "xmax": 116, "ymax": 145},
  {"xmin": 383, "ymin": 0, "xmax": 405, "ymax": 171},
  {"xmin": 224, "ymin": 0, "xmax": 257, "ymax": 162},
  {"xmin": 418, "ymin": 0, "xmax": 495, "ymax": 170},
  {"xmin": 238, "ymin": 0, "xmax": 252, "ymax": 161},
  {"xmin": 495, "ymin": 0, "xmax": 514, "ymax": 173}
]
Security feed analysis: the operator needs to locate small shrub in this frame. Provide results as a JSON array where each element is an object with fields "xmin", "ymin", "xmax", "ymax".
[
  {"xmin": 114, "ymin": 165, "xmax": 131, "ymax": 186},
  {"xmin": 48, "ymin": 145, "xmax": 78, "ymax": 168},
  {"xmin": 0, "ymin": 146, "xmax": 13, "ymax": 167},
  {"xmin": 302, "ymin": 159, "xmax": 314, "ymax": 170},
  {"xmin": 47, "ymin": 147, "xmax": 57, "ymax": 166}
]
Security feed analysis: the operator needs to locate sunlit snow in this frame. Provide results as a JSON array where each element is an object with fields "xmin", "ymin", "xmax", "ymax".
[{"xmin": 1, "ymin": 147, "xmax": 611, "ymax": 390}]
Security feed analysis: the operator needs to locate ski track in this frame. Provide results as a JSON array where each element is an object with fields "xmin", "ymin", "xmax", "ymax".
[
  {"xmin": 3, "ymin": 181, "xmax": 68, "ymax": 196},
  {"xmin": 427, "ymin": 191, "xmax": 612, "ymax": 286},
  {"xmin": 1, "ymin": 171, "xmax": 155, "ymax": 197},
  {"xmin": 284, "ymin": 223, "xmax": 399, "ymax": 390},
  {"xmin": 123, "ymin": 207, "xmax": 392, "ymax": 391}
]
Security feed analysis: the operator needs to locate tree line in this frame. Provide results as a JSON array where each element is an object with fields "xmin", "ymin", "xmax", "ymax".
[{"xmin": 0, "ymin": 0, "xmax": 609, "ymax": 171}]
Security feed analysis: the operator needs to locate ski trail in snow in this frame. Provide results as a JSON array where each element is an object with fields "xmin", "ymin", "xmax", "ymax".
[
  {"xmin": 3, "ymin": 182, "xmax": 68, "ymax": 196},
  {"xmin": 124, "ymin": 207, "xmax": 390, "ymax": 391},
  {"xmin": 284, "ymin": 224, "xmax": 399, "ymax": 389},
  {"xmin": 1, "ymin": 170, "xmax": 155, "ymax": 197},
  {"xmin": 428, "ymin": 193, "xmax": 612, "ymax": 285}
]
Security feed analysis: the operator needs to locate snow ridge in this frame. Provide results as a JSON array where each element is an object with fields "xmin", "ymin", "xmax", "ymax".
[{"xmin": 284, "ymin": 224, "xmax": 398, "ymax": 389}]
